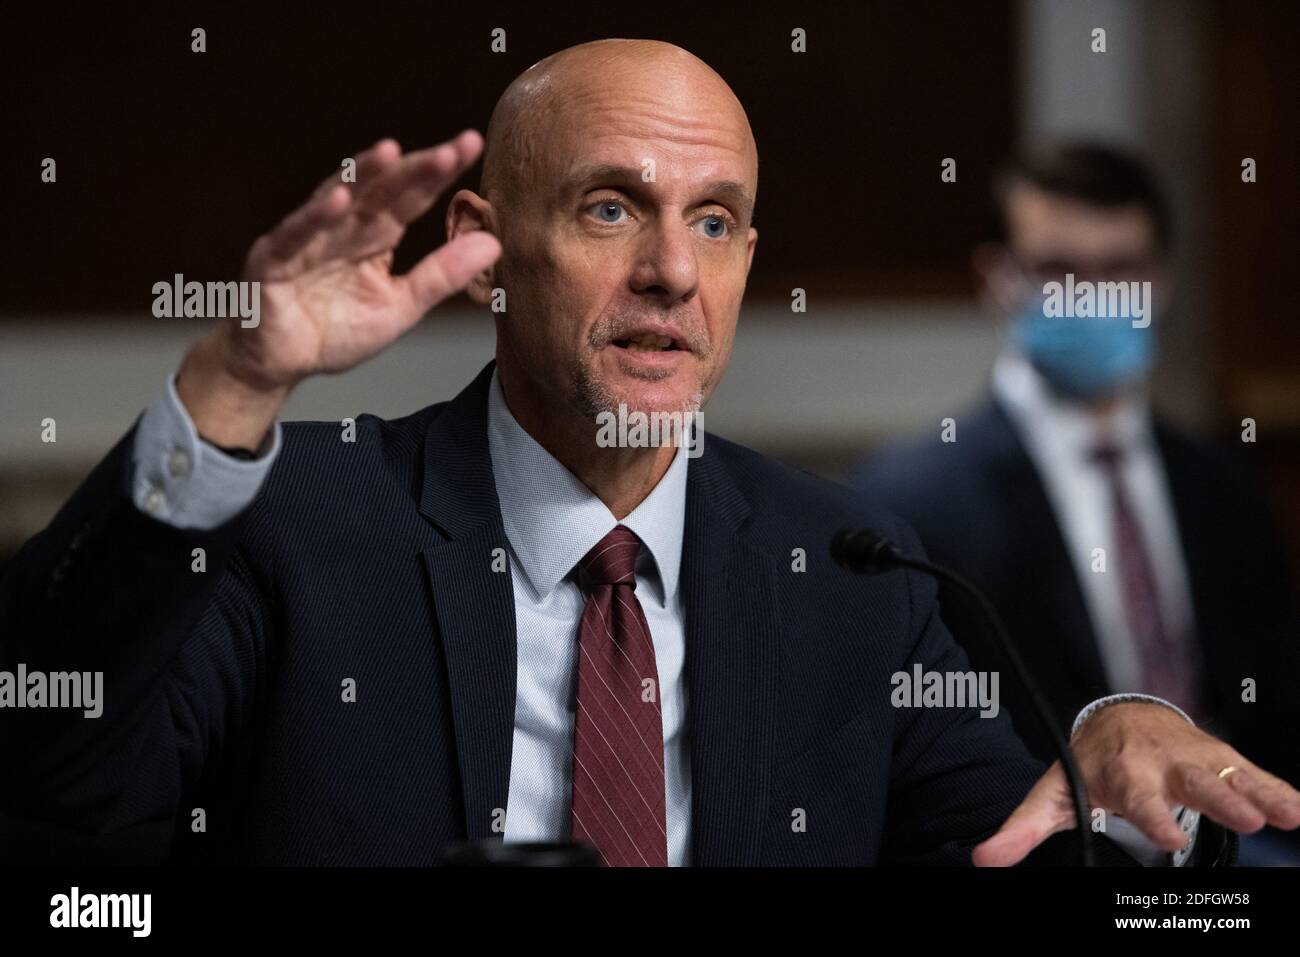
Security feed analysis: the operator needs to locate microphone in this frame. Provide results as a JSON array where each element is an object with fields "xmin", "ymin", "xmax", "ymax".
[
  {"xmin": 831, "ymin": 527, "xmax": 1095, "ymax": 866},
  {"xmin": 436, "ymin": 840, "xmax": 601, "ymax": 867}
]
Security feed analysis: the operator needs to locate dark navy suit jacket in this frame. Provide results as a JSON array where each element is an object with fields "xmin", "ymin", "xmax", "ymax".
[
  {"xmin": 854, "ymin": 396, "xmax": 1300, "ymax": 792},
  {"xmin": 2, "ymin": 365, "xmax": 1146, "ymax": 866}
]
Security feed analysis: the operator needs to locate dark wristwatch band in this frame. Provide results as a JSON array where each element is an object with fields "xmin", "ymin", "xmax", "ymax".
[{"xmin": 198, "ymin": 433, "xmax": 260, "ymax": 461}]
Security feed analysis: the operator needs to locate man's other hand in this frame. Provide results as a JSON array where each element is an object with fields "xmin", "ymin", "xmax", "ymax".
[
  {"xmin": 176, "ymin": 131, "xmax": 502, "ymax": 449},
  {"xmin": 973, "ymin": 702, "xmax": 1300, "ymax": 866}
]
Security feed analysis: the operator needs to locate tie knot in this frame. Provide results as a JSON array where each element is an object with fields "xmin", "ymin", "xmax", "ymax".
[
  {"xmin": 1089, "ymin": 443, "xmax": 1124, "ymax": 469},
  {"xmin": 580, "ymin": 525, "xmax": 641, "ymax": 589}
]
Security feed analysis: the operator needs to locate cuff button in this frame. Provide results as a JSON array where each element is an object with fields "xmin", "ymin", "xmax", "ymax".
[
  {"xmin": 168, "ymin": 448, "xmax": 192, "ymax": 478},
  {"xmin": 143, "ymin": 487, "xmax": 166, "ymax": 514}
]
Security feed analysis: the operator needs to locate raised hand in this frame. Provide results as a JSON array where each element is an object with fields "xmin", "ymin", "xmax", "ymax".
[{"xmin": 177, "ymin": 131, "xmax": 501, "ymax": 447}]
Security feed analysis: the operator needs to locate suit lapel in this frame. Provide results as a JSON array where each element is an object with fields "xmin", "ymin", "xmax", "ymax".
[
  {"xmin": 415, "ymin": 368, "xmax": 783, "ymax": 859},
  {"xmin": 682, "ymin": 444, "xmax": 781, "ymax": 865},
  {"xmin": 418, "ymin": 363, "xmax": 517, "ymax": 841}
]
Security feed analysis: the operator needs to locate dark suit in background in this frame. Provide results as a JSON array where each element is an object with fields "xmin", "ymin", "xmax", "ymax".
[{"xmin": 855, "ymin": 396, "xmax": 1300, "ymax": 795}]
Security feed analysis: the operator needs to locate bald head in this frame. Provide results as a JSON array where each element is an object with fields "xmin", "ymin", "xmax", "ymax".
[
  {"xmin": 447, "ymin": 38, "xmax": 760, "ymax": 463},
  {"xmin": 481, "ymin": 39, "xmax": 757, "ymax": 212}
]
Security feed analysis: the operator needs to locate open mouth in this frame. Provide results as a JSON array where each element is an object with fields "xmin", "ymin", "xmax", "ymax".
[{"xmin": 611, "ymin": 332, "xmax": 684, "ymax": 353}]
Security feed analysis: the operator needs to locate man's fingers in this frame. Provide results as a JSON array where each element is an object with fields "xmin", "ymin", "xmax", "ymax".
[
  {"xmin": 1164, "ymin": 763, "xmax": 1267, "ymax": 835},
  {"xmin": 1220, "ymin": 768, "xmax": 1300, "ymax": 830},
  {"xmin": 249, "ymin": 132, "xmax": 485, "ymax": 281},
  {"xmin": 1235, "ymin": 757, "xmax": 1300, "ymax": 798},
  {"xmin": 309, "ymin": 137, "xmax": 402, "ymax": 202},
  {"xmin": 386, "ymin": 141, "xmax": 474, "ymax": 226},
  {"xmin": 1118, "ymin": 787, "xmax": 1187, "ymax": 851},
  {"xmin": 400, "ymin": 230, "xmax": 501, "ymax": 318},
  {"xmin": 972, "ymin": 764, "xmax": 1075, "ymax": 867},
  {"xmin": 971, "ymin": 818, "xmax": 1051, "ymax": 868},
  {"xmin": 252, "ymin": 184, "xmax": 353, "ymax": 274},
  {"xmin": 250, "ymin": 138, "xmax": 403, "ymax": 276},
  {"xmin": 353, "ymin": 130, "xmax": 484, "ymax": 226}
]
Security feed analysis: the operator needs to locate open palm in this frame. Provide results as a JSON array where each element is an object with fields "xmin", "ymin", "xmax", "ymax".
[{"xmin": 227, "ymin": 130, "xmax": 501, "ymax": 390}]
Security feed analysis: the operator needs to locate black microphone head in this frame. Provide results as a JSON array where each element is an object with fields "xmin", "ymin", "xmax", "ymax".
[{"xmin": 831, "ymin": 527, "xmax": 901, "ymax": 574}]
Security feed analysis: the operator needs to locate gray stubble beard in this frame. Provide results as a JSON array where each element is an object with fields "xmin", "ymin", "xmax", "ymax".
[{"xmin": 572, "ymin": 353, "xmax": 708, "ymax": 425}]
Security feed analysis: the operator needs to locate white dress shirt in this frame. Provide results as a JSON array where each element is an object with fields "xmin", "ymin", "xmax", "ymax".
[
  {"xmin": 485, "ymin": 371, "xmax": 692, "ymax": 864},
  {"xmin": 992, "ymin": 351, "xmax": 1197, "ymax": 695}
]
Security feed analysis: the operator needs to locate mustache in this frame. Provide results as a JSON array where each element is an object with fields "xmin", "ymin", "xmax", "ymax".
[{"xmin": 587, "ymin": 311, "xmax": 711, "ymax": 354}]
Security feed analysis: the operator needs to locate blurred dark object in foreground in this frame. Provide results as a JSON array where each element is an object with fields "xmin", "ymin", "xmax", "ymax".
[{"xmin": 436, "ymin": 840, "xmax": 601, "ymax": 867}]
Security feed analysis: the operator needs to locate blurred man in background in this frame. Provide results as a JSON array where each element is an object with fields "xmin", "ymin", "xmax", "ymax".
[{"xmin": 855, "ymin": 143, "xmax": 1300, "ymax": 864}]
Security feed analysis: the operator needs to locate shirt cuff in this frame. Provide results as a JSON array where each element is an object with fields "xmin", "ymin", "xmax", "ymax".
[
  {"xmin": 1071, "ymin": 692, "xmax": 1200, "ymax": 867},
  {"xmin": 1070, "ymin": 692, "xmax": 1195, "ymax": 739},
  {"xmin": 129, "ymin": 372, "xmax": 281, "ymax": 529}
]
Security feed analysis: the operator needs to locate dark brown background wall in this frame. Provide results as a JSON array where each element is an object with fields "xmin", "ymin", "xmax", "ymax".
[
  {"xmin": 4, "ymin": 2, "xmax": 1016, "ymax": 312},
  {"xmin": 1204, "ymin": 1, "xmax": 1300, "ymax": 580}
]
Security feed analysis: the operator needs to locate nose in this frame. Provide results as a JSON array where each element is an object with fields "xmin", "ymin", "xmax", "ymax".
[{"xmin": 628, "ymin": 217, "xmax": 699, "ymax": 306}]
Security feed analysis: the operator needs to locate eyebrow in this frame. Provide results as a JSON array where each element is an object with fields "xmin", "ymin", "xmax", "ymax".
[{"xmin": 562, "ymin": 163, "xmax": 755, "ymax": 222}]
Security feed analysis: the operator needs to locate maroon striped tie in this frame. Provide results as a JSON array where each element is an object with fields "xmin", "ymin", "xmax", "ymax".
[
  {"xmin": 1090, "ymin": 444, "xmax": 1202, "ymax": 715},
  {"xmin": 570, "ymin": 525, "xmax": 668, "ymax": 867}
]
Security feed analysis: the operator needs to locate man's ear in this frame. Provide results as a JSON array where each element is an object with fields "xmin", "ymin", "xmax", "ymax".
[
  {"xmin": 745, "ymin": 226, "xmax": 758, "ymax": 276},
  {"xmin": 446, "ymin": 189, "xmax": 498, "ymax": 304}
]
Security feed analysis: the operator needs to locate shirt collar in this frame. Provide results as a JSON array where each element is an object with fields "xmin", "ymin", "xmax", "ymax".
[
  {"xmin": 992, "ymin": 349, "xmax": 1154, "ymax": 461},
  {"xmin": 485, "ymin": 369, "xmax": 687, "ymax": 607}
]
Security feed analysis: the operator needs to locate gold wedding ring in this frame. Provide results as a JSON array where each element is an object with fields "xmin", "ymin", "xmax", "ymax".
[{"xmin": 1217, "ymin": 765, "xmax": 1241, "ymax": 779}]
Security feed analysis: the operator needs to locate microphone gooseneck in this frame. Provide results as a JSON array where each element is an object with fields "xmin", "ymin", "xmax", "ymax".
[{"xmin": 831, "ymin": 527, "xmax": 1096, "ymax": 867}]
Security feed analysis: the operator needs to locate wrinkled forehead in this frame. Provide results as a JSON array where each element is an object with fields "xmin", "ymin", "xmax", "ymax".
[{"xmin": 532, "ymin": 70, "xmax": 758, "ymax": 207}]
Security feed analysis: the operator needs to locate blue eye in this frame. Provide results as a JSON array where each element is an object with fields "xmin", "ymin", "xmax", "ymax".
[
  {"xmin": 697, "ymin": 216, "xmax": 728, "ymax": 238},
  {"xmin": 590, "ymin": 201, "xmax": 626, "ymax": 223}
]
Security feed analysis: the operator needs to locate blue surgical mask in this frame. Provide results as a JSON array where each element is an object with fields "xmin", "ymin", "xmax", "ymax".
[{"xmin": 1011, "ymin": 296, "xmax": 1156, "ymax": 399}]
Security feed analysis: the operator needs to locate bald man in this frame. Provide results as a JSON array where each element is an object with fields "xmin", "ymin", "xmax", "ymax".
[{"xmin": 3, "ymin": 40, "xmax": 1297, "ymax": 867}]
